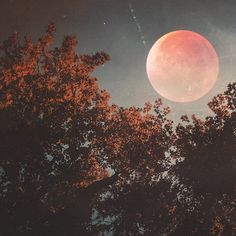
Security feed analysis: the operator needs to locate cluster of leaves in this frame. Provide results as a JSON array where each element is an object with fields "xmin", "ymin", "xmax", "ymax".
[
  {"xmin": 91, "ymin": 82, "xmax": 236, "ymax": 236},
  {"xmin": 0, "ymin": 24, "xmax": 235, "ymax": 236},
  {"xmin": 0, "ymin": 23, "xmax": 113, "ymax": 235}
]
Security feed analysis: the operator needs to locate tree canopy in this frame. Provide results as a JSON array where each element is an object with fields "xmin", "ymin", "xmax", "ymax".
[{"xmin": 0, "ymin": 24, "xmax": 235, "ymax": 236}]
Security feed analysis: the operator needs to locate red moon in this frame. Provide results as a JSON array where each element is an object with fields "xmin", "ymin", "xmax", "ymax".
[{"xmin": 146, "ymin": 30, "xmax": 219, "ymax": 103}]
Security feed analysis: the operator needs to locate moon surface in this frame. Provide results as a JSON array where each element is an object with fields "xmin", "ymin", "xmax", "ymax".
[{"xmin": 146, "ymin": 30, "xmax": 219, "ymax": 103}]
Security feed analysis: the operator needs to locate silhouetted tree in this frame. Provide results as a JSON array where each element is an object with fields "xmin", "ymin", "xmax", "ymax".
[
  {"xmin": 91, "ymin": 84, "xmax": 236, "ymax": 235},
  {"xmin": 0, "ymin": 23, "xmax": 235, "ymax": 236},
  {"xmin": 0, "ymin": 23, "xmax": 116, "ymax": 235},
  {"xmin": 89, "ymin": 101, "xmax": 177, "ymax": 235},
  {"xmin": 169, "ymin": 83, "xmax": 236, "ymax": 235}
]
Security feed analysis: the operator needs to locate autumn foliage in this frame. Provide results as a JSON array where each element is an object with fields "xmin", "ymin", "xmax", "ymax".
[{"xmin": 0, "ymin": 24, "xmax": 235, "ymax": 235}]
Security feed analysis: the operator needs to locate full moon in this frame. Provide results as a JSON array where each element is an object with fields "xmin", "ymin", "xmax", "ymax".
[{"xmin": 146, "ymin": 30, "xmax": 219, "ymax": 103}]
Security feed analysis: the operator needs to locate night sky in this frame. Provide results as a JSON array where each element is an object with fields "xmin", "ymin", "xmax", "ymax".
[{"xmin": 1, "ymin": 0, "xmax": 236, "ymax": 119}]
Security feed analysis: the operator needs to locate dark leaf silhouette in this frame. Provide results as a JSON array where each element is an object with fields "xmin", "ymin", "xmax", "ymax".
[{"xmin": 0, "ymin": 24, "xmax": 235, "ymax": 236}]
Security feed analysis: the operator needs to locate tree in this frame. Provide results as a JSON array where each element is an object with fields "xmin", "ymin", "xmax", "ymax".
[
  {"xmin": 0, "ymin": 23, "xmax": 115, "ymax": 235},
  {"xmin": 90, "ymin": 101, "xmax": 177, "ymax": 235},
  {"xmin": 0, "ymin": 22, "xmax": 235, "ymax": 236},
  {"xmin": 168, "ymin": 83, "xmax": 236, "ymax": 235},
  {"xmin": 0, "ymin": 25, "xmax": 176, "ymax": 235},
  {"xmin": 90, "ymin": 84, "xmax": 236, "ymax": 235}
]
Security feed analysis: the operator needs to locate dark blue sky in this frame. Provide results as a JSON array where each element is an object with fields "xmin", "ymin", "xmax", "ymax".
[{"xmin": 1, "ymin": 0, "xmax": 236, "ymax": 118}]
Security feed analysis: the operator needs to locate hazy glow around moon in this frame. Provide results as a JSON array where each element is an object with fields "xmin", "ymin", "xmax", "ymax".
[{"xmin": 146, "ymin": 30, "xmax": 219, "ymax": 103}]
